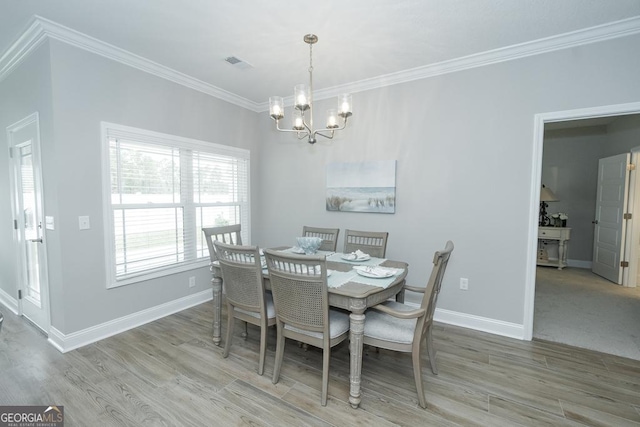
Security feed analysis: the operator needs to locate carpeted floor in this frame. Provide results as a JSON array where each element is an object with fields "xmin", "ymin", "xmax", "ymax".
[{"xmin": 534, "ymin": 266, "xmax": 640, "ymax": 361}]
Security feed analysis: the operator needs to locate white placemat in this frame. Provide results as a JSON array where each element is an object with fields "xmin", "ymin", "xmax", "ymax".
[
  {"xmin": 350, "ymin": 266, "xmax": 405, "ymax": 289},
  {"xmin": 352, "ymin": 266, "xmax": 404, "ymax": 277},
  {"xmin": 350, "ymin": 274, "xmax": 403, "ymax": 289},
  {"xmin": 279, "ymin": 247, "xmax": 335, "ymax": 257},
  {"xmin": 327, "ymin": 252, "xmax": 386, "ymax": 267},
  {"xmin": 327, "ymin": 270, "xmax": 359, "ymax": 288}
]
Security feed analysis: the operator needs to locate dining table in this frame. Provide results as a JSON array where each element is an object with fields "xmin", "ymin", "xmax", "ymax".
[{"xmin": 208, "ymin": 246, "xmax": 408, "ymax": 409}]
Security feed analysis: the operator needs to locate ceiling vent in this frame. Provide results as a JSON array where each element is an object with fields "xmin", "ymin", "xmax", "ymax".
[{"xmin": 224, "ymin": 56, "xmax": 253, "ymax": 70}]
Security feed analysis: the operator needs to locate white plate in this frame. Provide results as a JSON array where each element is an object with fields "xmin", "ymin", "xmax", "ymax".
[
  {"xmin": 341, "ymin": 254, "xmax": 371, "ymax": 262},
  {"xmin": 355, "ymin": 268, "xmax": 394, "ymax": 279}
]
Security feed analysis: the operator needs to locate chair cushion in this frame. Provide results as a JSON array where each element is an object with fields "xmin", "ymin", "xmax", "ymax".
[
  {"xmin": 284, "ymin": 309, "xmax": 349, "ymax": 339},
  {"xmin": 235, "ymin": 293, "xmax": 276, "ymax": 319},
  {"xmin": 363, "ymin": 301, "xmax": 418, "ymax": 344}
]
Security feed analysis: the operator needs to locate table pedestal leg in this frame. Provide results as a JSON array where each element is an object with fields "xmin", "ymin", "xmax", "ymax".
[
  {"xmin": 349, "ymin": 310, "xmax": 365, "ymax": 409},
  {"xmin": 211, "ymin": 274, "xmax": 222, "ymax": 346}
]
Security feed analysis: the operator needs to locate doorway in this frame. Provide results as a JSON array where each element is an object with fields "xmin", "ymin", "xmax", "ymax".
[
  {"xmin": 524, "ymin": 101, "xmax": 640, "ymax": 341},
  {"xmin": 7, "ymin": 112, "xmax": 51, "ymax": 334}
]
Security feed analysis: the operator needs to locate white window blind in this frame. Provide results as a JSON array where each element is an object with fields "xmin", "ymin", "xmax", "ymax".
[{"xmin": 102, "ymin": 123, "xmax": 250, "ymax": 287}]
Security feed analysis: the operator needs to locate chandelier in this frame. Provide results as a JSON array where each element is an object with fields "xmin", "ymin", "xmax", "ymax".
[{"xmin": 269, "ymin": 34, "xmax": 353, "ymax": 145}]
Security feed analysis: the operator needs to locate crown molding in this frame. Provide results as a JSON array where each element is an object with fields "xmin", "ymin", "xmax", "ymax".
[
  {"xmin": 0, "ymin": 16, "xmax": 261, "ymax": 112},
  {"xmin": 343, "ymin": 16, "xmax": 640, "ymax": 95},
  {"xmin": 2, "ymin": 15, "xmax": 640, "ymax": 113},
  {"xmin": 257, "ymin": 15, "xmax": 640, "ymax": 111},
  {"xmin": 0, "ymin": 18, "xmax": 48, "ymax": 81}
]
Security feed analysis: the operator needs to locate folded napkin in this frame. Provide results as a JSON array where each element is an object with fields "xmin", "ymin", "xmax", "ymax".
[
  {"xmin": 353, "ymin": 265, "xmax": 399, "ymax": 277},
  {"xmin": 343, "ymin": 249, "xmax": 369, "ymax": 260}
]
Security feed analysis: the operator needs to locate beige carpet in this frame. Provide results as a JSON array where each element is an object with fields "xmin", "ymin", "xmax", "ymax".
[{"xmin": 534, "ymin": 266, "xmax": 640, "ymax": 361}]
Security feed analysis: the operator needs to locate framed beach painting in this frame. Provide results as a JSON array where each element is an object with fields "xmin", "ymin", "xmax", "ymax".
[{"xmin": 326, "ymin": 160, "xmax": 396, "ymax": 213}]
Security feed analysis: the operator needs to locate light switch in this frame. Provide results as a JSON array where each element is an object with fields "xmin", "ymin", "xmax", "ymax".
[
  {"xmin": 45, "ymin": 216, "xmax": 55, "ymax": 230},
  {"xmin": 79, "ymin": 216, "xmax": 91, "ymax": 230}
]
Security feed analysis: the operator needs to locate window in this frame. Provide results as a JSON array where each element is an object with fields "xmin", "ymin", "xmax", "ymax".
[{"xmin": 102, "ymin": 123, "xmax": 250, "ymax": 287}]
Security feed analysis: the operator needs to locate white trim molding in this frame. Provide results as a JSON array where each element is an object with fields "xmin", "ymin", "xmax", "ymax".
[
  {"xmin": 48, "ymin": 289, "xmax": 212, "ymax": 353},
  {"xmin": 0, "ymin": 16, "xmax": 259, "ymax": 111},
  {"xmin": 0, "ymin": 287, "xmax": 19, "ymax": 315},
  {"xmin": 567, "ymin": 259, "xmax": 593, "ymax": 269},
  {"xmin": 0, "ymin": 18, "xmax": 48, "ymax": 82},
  {"xmin": 2, "ymin": 15, "xmax": 640, "ymax": 113},
  {"xmin": 404, "ymin": 301, "xmax": 525, "ymax": 340},
  {"xmin": 525, "ymin": 101, "xmax": 640, "ymax": 341},
  {"xmin": 434, "ymin": 308, "xmax": 525, "ymax": 340}
]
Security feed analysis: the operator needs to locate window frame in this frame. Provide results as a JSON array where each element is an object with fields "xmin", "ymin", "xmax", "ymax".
[{"xmin": 101, "ymin": 122, "xmax": 250, "ymax": 288}]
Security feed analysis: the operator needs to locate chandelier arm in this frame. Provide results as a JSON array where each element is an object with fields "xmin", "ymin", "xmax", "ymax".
[
  {"xmin": 315, "ymin": 116, "xmax": 350, "ymax": 134},
  {"xmin": 313, "ymin": 130, "xmax": 335, "ymax": 140},
  {"xmin": 274, "ymin": 120, "xmax": 310, "ymax": 137},
  {"xmin": 301, "ymin": 113, "xmax": 314, "ymax": 135}
]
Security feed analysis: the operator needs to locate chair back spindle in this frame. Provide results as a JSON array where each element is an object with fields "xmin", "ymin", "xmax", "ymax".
[
  {"xmin": 302, "ymin": 226, "xmax": 340, "ymax": 252},
  {"xmin": 202, "ymin": 224, "xmax": 242, "ymax": 262},
  {"xmin": 343, "ymin": 229, "xmax": 389, "ymax": 258}
]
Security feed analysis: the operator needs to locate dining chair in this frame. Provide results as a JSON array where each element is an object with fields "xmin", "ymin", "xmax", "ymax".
[
  {"xmin": 202, "ymin": 224, "xmax": 242, "ymax": 262},
  {"xmin": 343, "ymin": 229, "xmax": 389, "ymax": 258},
  {"xmin": 263, "ymin": 249, "xmax": 349, "ymax": 406},
  {"xmin": 202, "ymin": 225, "xmax": 250, "ymax": 338},
  {"xmin": 362, "ymin": 240, "xmax": 454, "ymax": 408},
  {"xmin": 302, "ymin": 226, "xmax": 340, "ymax": 252},
  {"xmin": 214, "ymin": 240, "xmax": 275, "ymax": 375}
]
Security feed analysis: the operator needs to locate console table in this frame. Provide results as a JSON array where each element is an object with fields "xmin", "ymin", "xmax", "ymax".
[{"xmin": 537, "ymin": 227, "xmax": 571, "ymax": 269}]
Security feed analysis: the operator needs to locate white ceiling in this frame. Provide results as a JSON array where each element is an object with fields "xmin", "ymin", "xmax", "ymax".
[{"xmin": 1, "ymin": 0, "xmax": 640, "ymax": 105}]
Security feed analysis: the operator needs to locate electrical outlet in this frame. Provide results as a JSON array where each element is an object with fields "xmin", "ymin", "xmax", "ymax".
[
  {"xmin": 78, "ymin": 215, "xmax": 91, "ymax": 230},
  {"xmin": 460, "ymin": 278, "xmax": 469, "ymax": 290},
  {"xmin": 189, "ymin": 276, "xmax": 196, "ymax": 288}
]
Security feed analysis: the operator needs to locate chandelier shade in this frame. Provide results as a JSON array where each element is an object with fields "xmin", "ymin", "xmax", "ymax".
[{"xmin": 268, "ymin": 34, "xmax": 353, "ymax": 144}]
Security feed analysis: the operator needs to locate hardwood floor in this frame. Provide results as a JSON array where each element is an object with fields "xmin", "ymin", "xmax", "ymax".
[{"xmin": 1, "ymin": 302, "xmax": 640, "ymax": 426}]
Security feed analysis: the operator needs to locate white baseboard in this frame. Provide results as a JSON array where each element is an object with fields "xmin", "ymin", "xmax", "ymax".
[
  {"xmin": 401, "ymin": 302, "xmax": 526, "ymax": 340},
  {"xmin": 48, "ymin": 289, "xmax": 212, "ymax": 353},
  {"xmin": 433, "ymin": 308, "xmax": 525, "ymax": 340},
  {"xmin": 567, "ymin": 259, "xmax": 592, "ymax": 269},
  {"xmin": 0, "ymin": 287, "xmax": 19, "ymax": 315},
  {"xmin": 46, "ymin": 290, "xmax": 523, "ymax": 353}
]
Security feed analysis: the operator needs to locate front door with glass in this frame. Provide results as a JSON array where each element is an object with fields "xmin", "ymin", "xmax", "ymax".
[{"xmin": 8, "ymin": 113, "xmax": 50, "ymax": 333}]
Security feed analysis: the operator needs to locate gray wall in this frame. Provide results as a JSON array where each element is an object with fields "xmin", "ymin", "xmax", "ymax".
[
  {"xmin": 2, "ymin": 30, "xmax": 640, "ymax": 335},
  {"xmin": 607, "ymin": 115, "xmax": 640, "ymax": 152},
  {"xmin": 0, "ymin": 42, "xmax": 55, "ymax": 307},
  {"xmin": 47, "ymin": 40, "xmax": 261, "ymax": 333},
  {"xmin": 254, "ymin": 33, "xmax": 640, "ymax": 325},
  {"xmin": 542, "ymin": 114, "xmax": 640, "ymax": 263},
  {"xmin": 0, "ymin": 40, "xmax": 261, "ymax": 334},
  {"xmin": 542, "ymin": 127, "xmax": 607, "ymax": 261}
]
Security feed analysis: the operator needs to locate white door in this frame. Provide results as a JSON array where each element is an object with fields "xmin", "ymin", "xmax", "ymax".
[
  {"xmin": 621, "ymin": 148, "xmax": 640, "ymax": 288},
  {"xmin": 592, "ymin": 153, "xmax": 630, "ymax": 284},
  {"xmin": 8, "ymin": 113, "xmax": 50, "ymax": 333}
]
